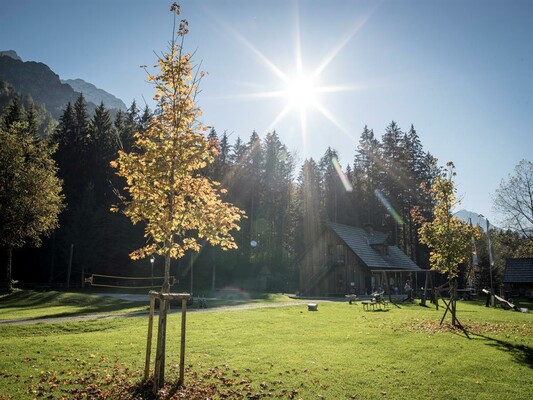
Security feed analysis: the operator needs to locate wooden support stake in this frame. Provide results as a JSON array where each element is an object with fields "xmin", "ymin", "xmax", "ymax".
[
  {"xmin": 421, "ymin": 271, "xmax": 429, "ymax": 306},
  {"xmin": 144, "ymin": 296, "xmax": 156, "ymax": 380},
  {"xmin": 429, "ymin": 272, "xmax": 438, "ymax": 310},
  {"xmin": 383, "ymin": 271, "xmax": 392, "ymax": 303},
  {"xmin": 153, "ymin": 298, "xmax": 169, "ymax": 393},
  {"xmin": 179, "ymin": 297, "xmax": 187, "ymax": 385},
  {"xmin": 146, "ymin": 291, "xmax": 190, "ymax": 392}
]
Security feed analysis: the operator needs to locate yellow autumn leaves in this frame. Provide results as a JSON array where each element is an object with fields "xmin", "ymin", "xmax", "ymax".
[
  {"xmin": 112, "ymin": 28, "xmax": 244, "ymax": 263},
  {"xmin": 414, "ymin": 164, "xmax": 481, "ymax": 278}
]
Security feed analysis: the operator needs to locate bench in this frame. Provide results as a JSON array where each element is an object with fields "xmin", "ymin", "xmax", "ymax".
[{"xmin": 362, "ymin": 299, "xmax": 388, "ymax": 311}]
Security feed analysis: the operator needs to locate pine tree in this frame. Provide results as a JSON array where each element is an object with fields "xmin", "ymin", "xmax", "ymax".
[
  {"xmin": 319, "ymin": 147, "xmax": 340, "ymax": 223},
  {"xmin": 353, "ymin": 125, "xmax": 382, "ymax": 227},
  {"xmin": 262, "ymin": 131, "xmax": 294, "ymax": 286},
  {"xmin": 73, "ymin": 94, "xmax": 89, "ymax": 144},
  {"xmin": 2, "ymin": 95, "xmax": 24, "ymax": 129},
  {"xmin": 296, "ymin": 158, "xmax": 322, "ymax": 254},
  {"xmin": 88, "ymin": 102, "xmax": 116, "ymax": 201},
  {"xmin": 380, "ymin": 121, "xmax": 406, "ymax": 245}
]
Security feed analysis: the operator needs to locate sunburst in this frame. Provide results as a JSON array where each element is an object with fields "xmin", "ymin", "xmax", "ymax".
[{"xmin": 205, "ymin": 3, "xmax": 375, "ymax": 154}]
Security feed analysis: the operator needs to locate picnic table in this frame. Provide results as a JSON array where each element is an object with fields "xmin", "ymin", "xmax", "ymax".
[{"xmin": 361, "ymin": 292, "xmax": 389, "ymax": 311}]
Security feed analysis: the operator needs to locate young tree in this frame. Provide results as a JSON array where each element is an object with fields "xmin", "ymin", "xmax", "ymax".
[
  {"xmin": 413, "ymin": 162, "xmax": 480, "ymax": 326},
  {"xmin": 493, "ymin": 159, "xmax": 533, "ymax": 241},
  {"xmin": 112, "ymin": 4, "xmax": 244, "ymax": 293},
  {"xmin": 112, "ymin": 4, "xmax": 244, "ymax": 387},
  {"xmin": 0, "ymin": 120, "xmax": 64, "ymax": 291}
]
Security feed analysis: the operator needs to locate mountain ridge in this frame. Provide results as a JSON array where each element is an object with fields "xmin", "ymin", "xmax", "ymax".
[
  {"xmin": 454, "ymin": 209, "xmax": 497, "ymax": 232},
  {"xmin": 0, "ymin": 50, "xmax": 127, "ymax": 119},
  {"xmin": 62, "ymin": 78, "xmax": 127, "ymax": 111}
]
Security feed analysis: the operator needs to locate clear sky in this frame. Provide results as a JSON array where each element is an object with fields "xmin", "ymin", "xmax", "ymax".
[{"xmin": 2, "ymin": 0, "xmax": 532, "ymax": 223}]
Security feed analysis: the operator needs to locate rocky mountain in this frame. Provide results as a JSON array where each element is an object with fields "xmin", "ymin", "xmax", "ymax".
[
  {"xmin": 0, "ymin": 50, "xmax": 22, "ymax": 61},
  {"xmin": 0, "ymin": 50, "xmax": 126, "ymax": 119},
  {"xmin": 62, "ymin": 78, "xmax": 127, "ymax": 111},
  {"xmin": 0, "ymin": 52, "xmax": 88, "ymax": 119}
]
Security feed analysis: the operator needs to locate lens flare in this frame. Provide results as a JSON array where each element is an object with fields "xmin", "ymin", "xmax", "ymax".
[
  {"xmin": 374, "ymin": 189, "xmax": 404, "ymax": 225},
  {"xmin": 332, "ymin": 157, "xmax": 353, "ymax": 192}
]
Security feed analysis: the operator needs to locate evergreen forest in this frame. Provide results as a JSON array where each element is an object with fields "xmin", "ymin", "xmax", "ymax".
[{"xmin": 1, "ymin": 94, "xmax": 525, "ymax": 294}]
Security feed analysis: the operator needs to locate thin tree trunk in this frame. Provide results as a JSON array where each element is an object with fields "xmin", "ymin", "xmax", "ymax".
[
  {"xmin": 49, "ymin": 233, "xmax": 56, "ymax": 283},
  {"xmin": 451, "ymin": 279, "xmax": 458, "ymax": 326},
  {"xmin": 66, "ymin": 243, "xmax": 73, "ymax": 289},
  {"xmin": 6, "ymin": 247, "xmax": 13, "ymax": 291},
  {"xmin": 154, "ymin": 252, "xmax": 171, "ymax": 391},
  {"xmin": 162, "ymin": 253, "xmax": 171, "ymax": 293}
]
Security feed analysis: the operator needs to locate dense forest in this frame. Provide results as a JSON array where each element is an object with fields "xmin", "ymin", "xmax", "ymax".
[{"xmin": 1, "ymin": 94, "xmax": 529, "ymax": 294}]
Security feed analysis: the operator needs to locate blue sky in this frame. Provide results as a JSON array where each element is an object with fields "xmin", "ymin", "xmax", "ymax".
[{"xmin": 2, "ymin": 0, "xmax": 532, "ymax": 223}]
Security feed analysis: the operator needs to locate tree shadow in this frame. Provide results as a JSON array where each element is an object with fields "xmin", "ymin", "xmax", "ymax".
[{"xmin": 468, "ymin": 331, "xmax": 533, "ymax": 369}]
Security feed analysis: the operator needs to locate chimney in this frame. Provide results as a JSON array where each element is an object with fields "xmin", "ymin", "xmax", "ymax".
[{"xmin": 363, "ymin": 223, "xmax": 374, "ymax": 235}]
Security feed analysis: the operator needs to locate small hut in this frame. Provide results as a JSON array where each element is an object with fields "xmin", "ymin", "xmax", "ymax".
[{"xmin": 503, "ymin": 258, "xmax": 533, "ymax": 299}]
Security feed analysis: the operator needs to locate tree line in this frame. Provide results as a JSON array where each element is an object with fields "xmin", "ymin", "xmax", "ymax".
[{"xmin": 1, "ymin": 93, "xmax": 531, "ymax": 293}]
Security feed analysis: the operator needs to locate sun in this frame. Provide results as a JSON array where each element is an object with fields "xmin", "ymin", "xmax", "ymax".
[
  {"xmin": 285, "ymin": 73, "xmax": 318, "ymax": 109},
  {"xmin": 208, "ymin": 3, "xmax": 372, "ymax": 143}
]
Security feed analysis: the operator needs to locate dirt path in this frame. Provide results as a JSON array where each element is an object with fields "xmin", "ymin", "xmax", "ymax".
[{"xmin": 0, "ymin": 301, "xmax": 313, "ymax": 326}]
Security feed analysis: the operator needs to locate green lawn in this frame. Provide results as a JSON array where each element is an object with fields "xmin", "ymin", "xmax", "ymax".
[{"xmin": 0, "ymin": 292, "xmax": 531, "ymax": 399}]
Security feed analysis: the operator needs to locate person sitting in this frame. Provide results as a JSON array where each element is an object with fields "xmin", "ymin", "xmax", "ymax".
[{"xmin": 404, "ymin": 281, "xmax": 412, "ymax": 301}]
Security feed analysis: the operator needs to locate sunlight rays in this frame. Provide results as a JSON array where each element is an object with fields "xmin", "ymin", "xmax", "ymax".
[
  {"xmin": 203, "ymin": 1, "xmax": 377, "ymax": 154},
  {"xmin": 312, "ymin": 13, "xmax": 372, "ymax": 78}
]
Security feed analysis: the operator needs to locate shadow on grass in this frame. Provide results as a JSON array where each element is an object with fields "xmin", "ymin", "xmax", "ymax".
[
  {"xmin": 0, "ymin": 290, "xmax": 66, "ymax": 309},
  {"xmin": 471, "ymin": 332, "xmax": 533, "ymax": 369},
  {"xmin": 451, "ymin": 325, "xmax": 533, "ymax": 370},
  {"xmin": 0, "ymin": 290, "xmax": 149, "ymax": 321}
]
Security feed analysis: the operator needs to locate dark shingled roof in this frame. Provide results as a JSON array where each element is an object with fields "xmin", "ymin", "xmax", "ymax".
[
  {"xmin": 504, "ymin": 258, "xmax": 533, "ymax": 283},
  {"xmin": 328, "ymin": 222, "xmax": 421, "ymax": 271}
]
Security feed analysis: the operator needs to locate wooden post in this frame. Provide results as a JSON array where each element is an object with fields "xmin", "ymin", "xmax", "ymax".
[
  {"xmin": 147, "ymin": 291, "xmax": 190, "ymax": 393},
  {"xmin": 421, "ymin": 271, "xmax": 429, "ymax": 306},
  {"xmin": 179, "ymin": 297, "xmax": 187, "ymax": 385},
  {"xmin": 429, "ymin": 272, "xmax": 438, "ymax": 310},
  {"xmin": 153, "ymin": 298, "xmax": 169, "ymax": 392},
  {"xmin": 383, "ymin": 271, "xmax": 392, "ymax": 303},
  {"xmin": 144, "ymin": 296, "xmax": 156, "ymax": 380}
]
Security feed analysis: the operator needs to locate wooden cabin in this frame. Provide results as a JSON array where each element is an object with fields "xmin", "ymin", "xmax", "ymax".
[
  {"xmin": 299, "ymin": 222, "xmax": 422, "ymax": 296},
  {"xmin": 503, "ymin": 258, "xmax": 533, "ymax": 299}
]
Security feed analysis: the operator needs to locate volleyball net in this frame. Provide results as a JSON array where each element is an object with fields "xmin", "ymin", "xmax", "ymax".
[{"xmin": 85, "ymin": 274, "xmax": 177, "ymax": 290}]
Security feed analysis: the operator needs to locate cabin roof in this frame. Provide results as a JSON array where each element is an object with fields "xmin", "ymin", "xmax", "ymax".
[
  {"xmin": 504, "ymin": 258, "xmax": 533, "ymax": 283},
  {"xmin": 328, "ymin": 222, "xmax": 421, "ymax": 271}
]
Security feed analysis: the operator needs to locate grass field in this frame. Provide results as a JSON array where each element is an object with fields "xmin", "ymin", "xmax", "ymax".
[{"xmin": 0, "ymin": 291, "xmax": 532, "ymax": 399}]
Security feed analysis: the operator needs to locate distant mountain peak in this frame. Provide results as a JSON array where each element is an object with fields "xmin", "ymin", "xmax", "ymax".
[
  {"xmin": 454, "ymin": 209, "xmax": 496, "ymax": 232},
  {"xmin": 0, "ymin": 53, "xmax": 127, "ymax": 119},
  {"xmin": 61, "ymin": 78, "xmax": 127, "ymax": 111},
  {"xmin": 0, "ymin": 50, "xmax": 22, "ymax": 61}
]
